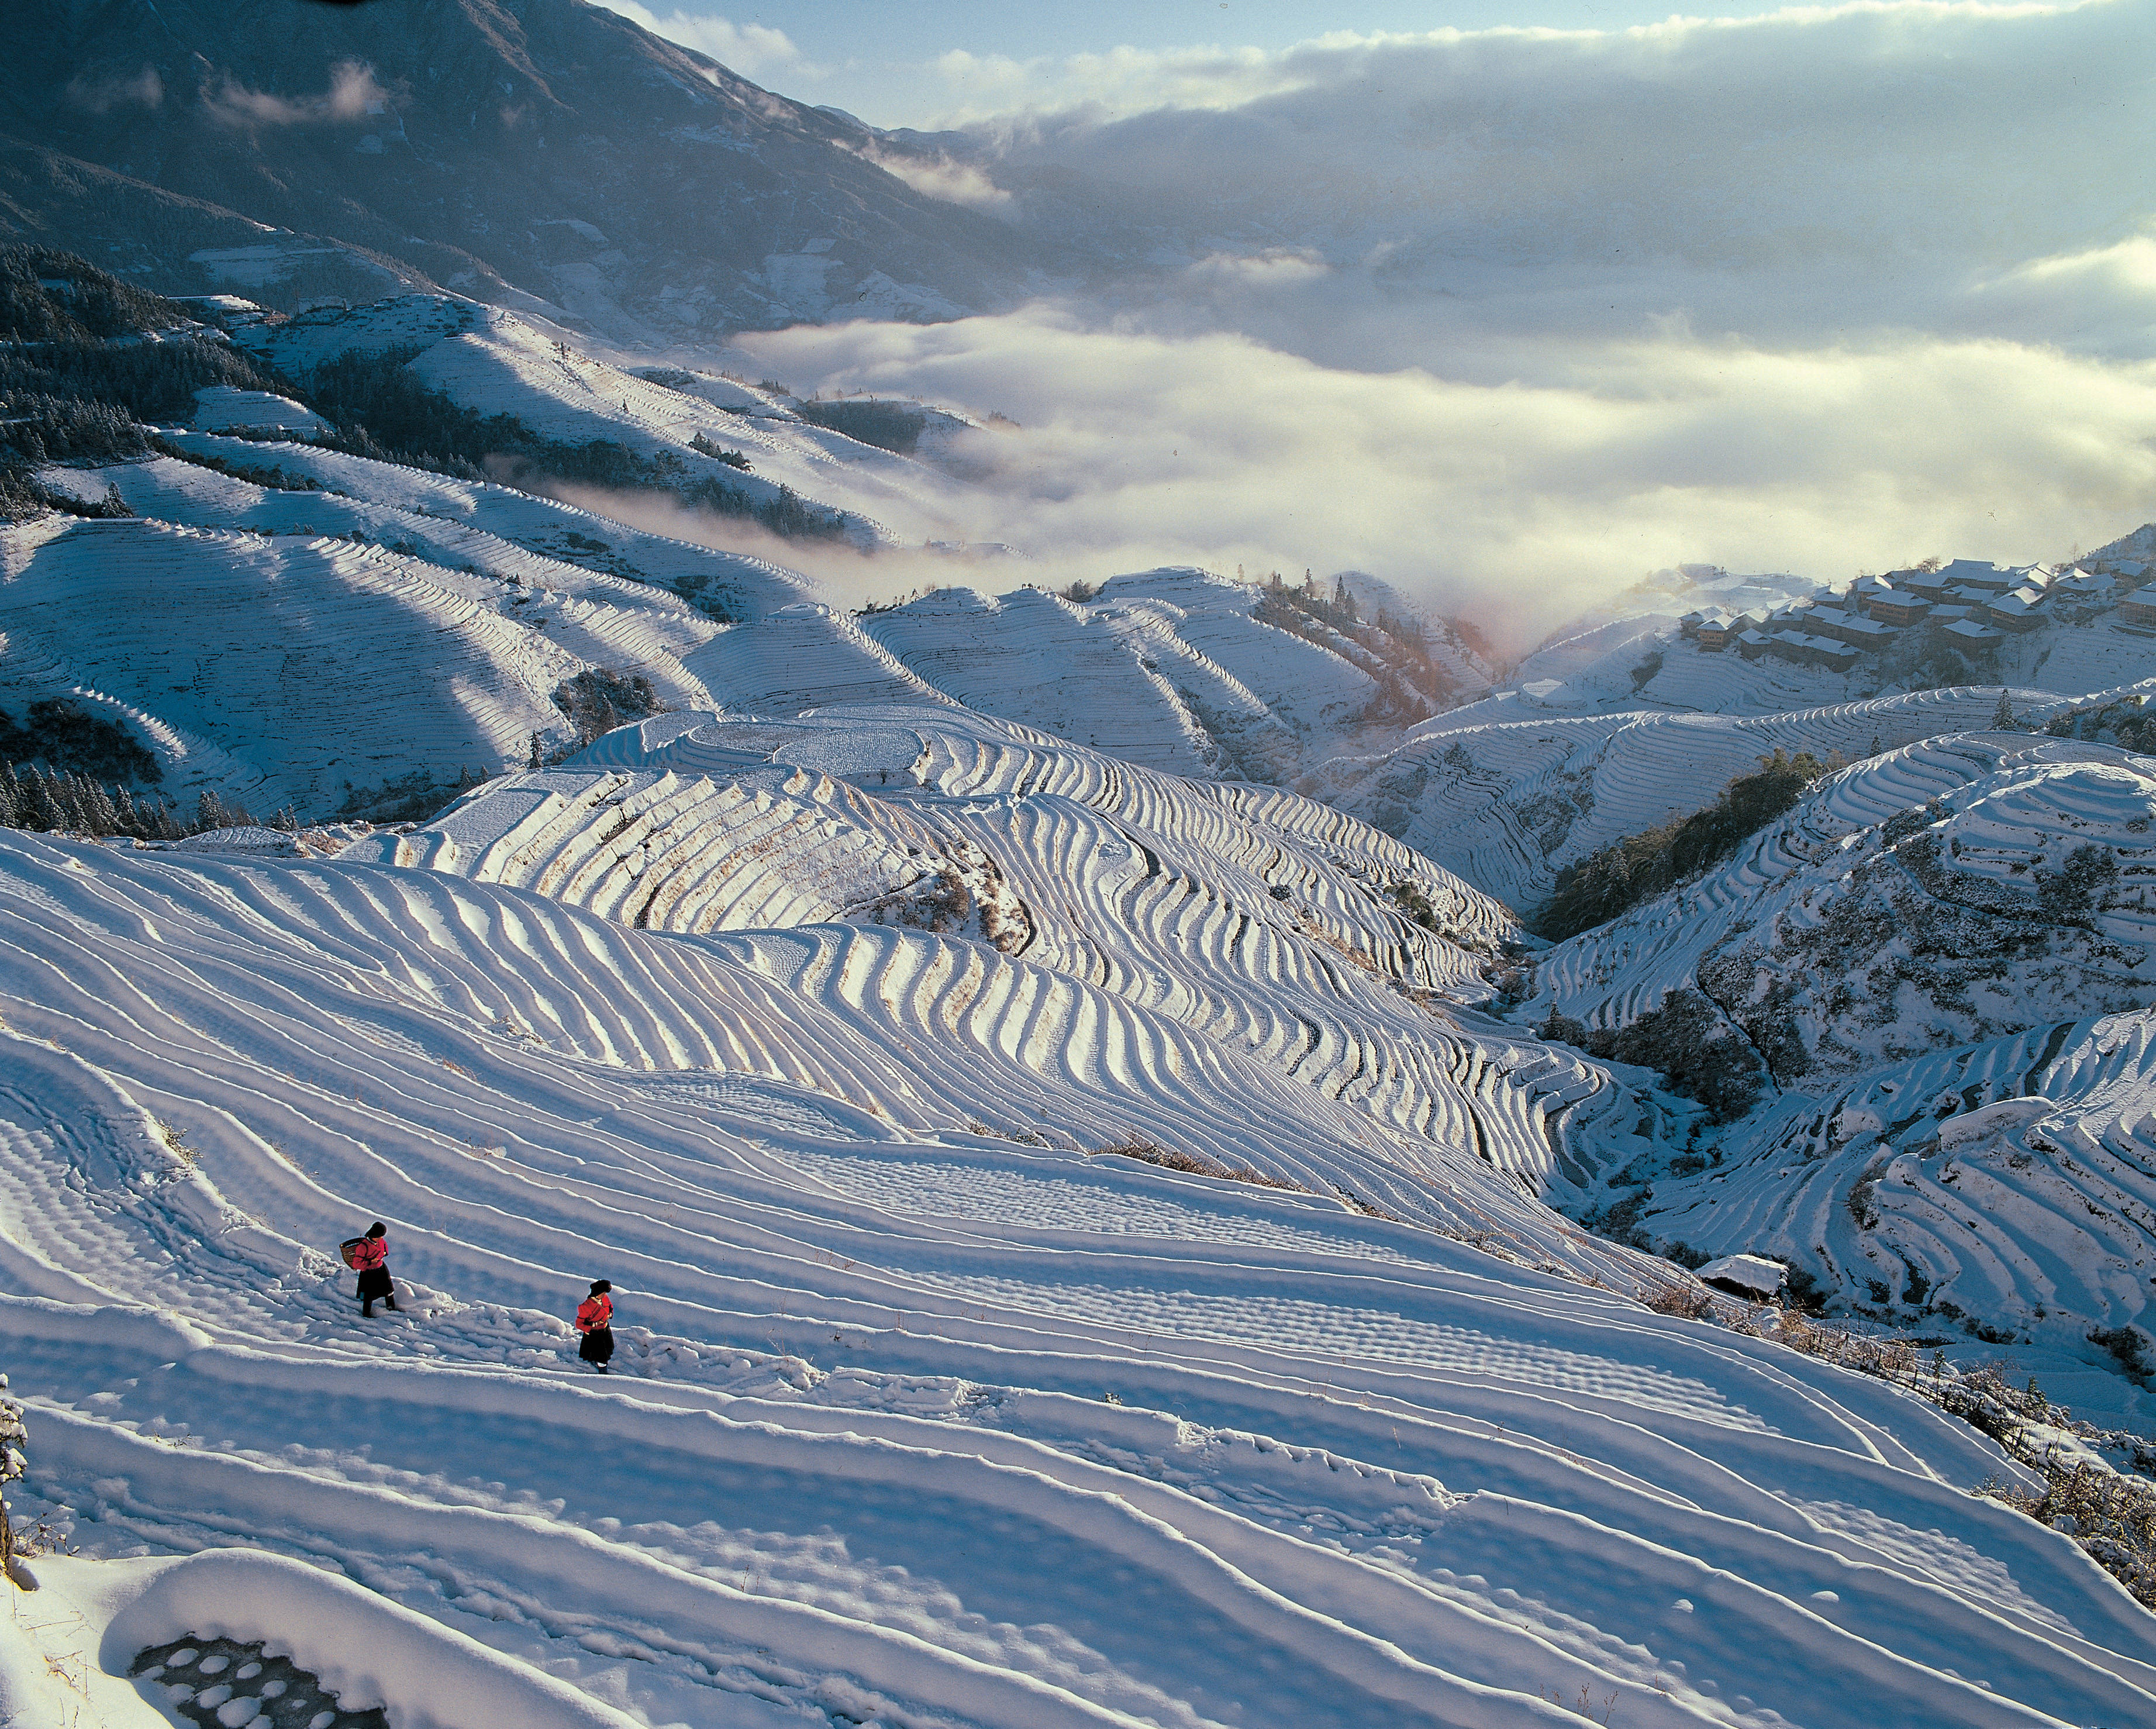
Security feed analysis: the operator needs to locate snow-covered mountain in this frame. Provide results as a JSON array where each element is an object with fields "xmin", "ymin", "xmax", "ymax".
[{"xmin": 7, "ymin": 252, "xmax": 2156, "ymax": 1726}]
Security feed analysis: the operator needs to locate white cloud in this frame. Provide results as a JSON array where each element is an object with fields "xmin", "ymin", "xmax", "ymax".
[
  {"xmin": 641, "ymin": 2, "xmax": 2156, "ymax": 655},
  {"xmin": 203, "ymin": 60, "xmax": 389, "ymax": 129},
  {"xmin": 737, "ymin": 307, "xmax": 2156, "ymax": 653},
  {"xmin": 598, "ymin": 4, "xmax": 806, "ymax": 79},
  {"xmin": 865, "ymin": 2, "xmax": 2127, "ymax": 131},
  {"xmin": 66, "ymin": 67, "xmax": 163, "ymax": 115},
  {"xmin": 1963, "ymin": 232, "xmax": 2156, "ymax": 358},
  {"xmin": 853, "ymin": 148, "xmax": 1014, "ymax": 213}
]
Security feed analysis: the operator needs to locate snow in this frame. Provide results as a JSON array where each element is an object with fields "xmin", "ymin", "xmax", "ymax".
[
  {"xmin": 9, "ymin": 289, "xmax": 2156, "ymax": 1726},
  {"xmin": 1309, "ymin": 686, "xmax": 2057, "ymax": 913},
  {"xmin": 188, "ymin": 388, "xmax": 330, "ymax": 438},
  {"xmin": 229, "ymin": 297, "xmax": 986, "ymax": 549},
  {"xmin": 8, "ymin": 763, "xmax": 2153, "ymax": 1725},
  {"xmin": 1698, "ymin": 1255, "xmax": 1786, "ymax": 1297}
]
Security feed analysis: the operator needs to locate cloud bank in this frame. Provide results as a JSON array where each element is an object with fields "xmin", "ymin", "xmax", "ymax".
[
  {"xmin": 602, "ymin": 4, "xmax": 808, "ymax": 81},
  {"xmin": 739, "ymin": 309, "xmax": 2156, "ymax": 652},
  {"xmin": 660, "ymin": 4, "xmax": 2156, "ymax": 649},
  {"xmin": 203, "ymin": 60, "xmax": 389, "ymax": 129}
]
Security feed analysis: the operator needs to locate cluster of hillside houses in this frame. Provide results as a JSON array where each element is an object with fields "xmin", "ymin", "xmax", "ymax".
[{"xmin": 1680, "ymin": 559, "xmax": 2156, "ymax": 670}]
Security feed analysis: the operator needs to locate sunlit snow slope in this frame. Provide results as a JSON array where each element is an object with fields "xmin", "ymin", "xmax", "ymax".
[{"xmin": 5, "ymin": 828, "xmax": 2155, "ymax": 1729}]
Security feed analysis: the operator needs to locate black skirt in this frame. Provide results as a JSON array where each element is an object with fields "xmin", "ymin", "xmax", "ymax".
[
  {"xmin": 356, "ymin": 1265, "xmax": 393, "ymax": 1300},
  {"xmin": 578, "ymin": 1325, "xmax": 615, "ymax": 1365}
]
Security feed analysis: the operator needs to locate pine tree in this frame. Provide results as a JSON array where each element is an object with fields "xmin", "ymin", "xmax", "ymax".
[
  {"xmin": 195, "ymin": 789, "xmax": 229, "ymax": 832},
  {"xmin": 1991, "ymin": 690, "xmax": 2017, "ymax": 731},
  {"xmin": 18, "ymin": 768, "xmax": 56, "ymax": 832},
  {"xmin": 80, "ymin": 774, "xmax": 117, "ymax": 835}
]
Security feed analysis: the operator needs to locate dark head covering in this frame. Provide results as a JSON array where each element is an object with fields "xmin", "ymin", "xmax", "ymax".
[
  {"xmin": 365, "ymin": 1221, "xmax": 386, "ymax": 1238},
  {"xmin": 590, "ymin": 1279, "xmax": 611, "ymax": 1294}
]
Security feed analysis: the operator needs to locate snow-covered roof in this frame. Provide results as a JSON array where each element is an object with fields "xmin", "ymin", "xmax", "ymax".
[
  {"xmin": 1697, "ymin": 1253, "xmax": 1786, "ymax": 1296},
  {"xmin": 1936, "ymin": 557, "xmax": 2015, "ymax": 589},
  {"xmin": 190, "ymin": 386, "xmax": 330, "ymax": 436}
]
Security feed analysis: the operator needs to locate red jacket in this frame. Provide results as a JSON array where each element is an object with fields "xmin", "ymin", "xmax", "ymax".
[
  {"xmin": 576, "ymin": 1293, "xmax": 613, "ymax": 1333},
  {"xmin": 351, "ymin": 1236, "xmax": 387, "ymax": 1272}
]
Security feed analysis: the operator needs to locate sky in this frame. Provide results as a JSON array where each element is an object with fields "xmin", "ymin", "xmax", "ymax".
[
  {"xmin": 604, "ymin": 0, "xmax": 1805, "ymax": 126},
  {"xmin": 596, "ymin": 1, "xmax": 2156, "ymax": 638}
]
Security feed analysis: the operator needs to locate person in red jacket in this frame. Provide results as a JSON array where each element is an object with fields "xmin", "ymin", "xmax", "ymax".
[
  {"xmin": 575, "ymin": 1280, "xmax": 615, "ymax": 1372},
  {"xmin": 353, "ymin": 1222, "xmax": 395, "ymax": 1317}
]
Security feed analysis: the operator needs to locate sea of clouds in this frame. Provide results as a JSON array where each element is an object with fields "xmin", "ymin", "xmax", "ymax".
[{"xmin": 654, "ymin": 2, "xmax": 2156, "ymax": 647}]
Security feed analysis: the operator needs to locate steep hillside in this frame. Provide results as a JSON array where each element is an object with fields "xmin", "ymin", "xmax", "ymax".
[
  {"xmin": 1530, "ymin": 729, "xmax": 2156, "ymax": 1055},
  {"xmin": 1637, "ymin": 1007, "xmax": 2156, "ymax": 1404},
  {"xmin": 5, "ymin": 0, "xmax": 1047, "ymax": 338},
  {"xmin": 1517, "ymin": 730, "xmax": 2156, "ymax": 1399},
  {"xmin": 3, "ymin": 447, "xmax": 840, "ymax": 812},
  {"xmin": 225, "ymin": 294, "xmax": 982, "ymax": 547}
]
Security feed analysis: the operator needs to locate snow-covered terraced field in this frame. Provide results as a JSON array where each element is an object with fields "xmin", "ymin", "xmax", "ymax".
[
  {"xmin": 0, "ymin": 514, "xmax": 615, "ymax": 812},
  {"xmin": 1638, "ymin": 1009, "xmax": 2156, "ymax": 1415},
  {"xmin": 1522, "ymin": 734, "xmax": 2156, "ymax": 1394},
  {"xmin": 860, "ymin": 571, "xmax": 1377, "ymax": 782},
  {"xmin": 1313, "ymin": 687, "xmax": 2082, "ymax": 912},
  {"xmin": 150, "ymin": 435, "xmax": 824, "ymax": 618},
  {"xmin": 1531, "ymin": 733, "xmax": 2156, "ymax": 1036},
  {"xmin": 5, "ymin": 828, "xmax": 2155, "ymax": 1729},
  {"xmin": 234, "ymin": 297, "xmax": 980, "ymax": 547},
  {"xmin": 384, "ymin": 707, "xmax": 1650, "ymax": 1213},
  {"xmin": 34, "ymin": 457, "xmax": 726, "ymax": 707}
]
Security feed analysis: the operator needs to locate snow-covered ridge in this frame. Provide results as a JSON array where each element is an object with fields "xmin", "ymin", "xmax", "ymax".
[
  {"xmin": 1520, "ymin": 733, "xmax": 2156, "ymax": 1376},
  {"xmin": 1638, "ymin": 1008, "xmax": 2156, "ymax": 1387},
  {"xmin": 1531, "ymin": 732, "xmax": 2156, "ymax": 1042},
  {"xmin": 232, "ymin": 295, "xmax": 988, "ymax": 549}
]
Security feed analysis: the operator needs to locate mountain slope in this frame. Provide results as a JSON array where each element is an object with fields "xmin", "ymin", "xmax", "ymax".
[
  {"xmin": 4, "ymin": 823, "xmax": 2154, "ymax": 1728},
  {"xmin": 6, "ymin": 0, "xmax": 1048, "ymax": 336}
]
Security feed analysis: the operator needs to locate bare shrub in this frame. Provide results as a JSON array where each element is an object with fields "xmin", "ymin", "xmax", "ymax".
[
  {"xmin": 1638, "ymin": 1279, "xmax": 1714, "ymax": 1320},
  {"xmin": 1090, "ymin": 1139, "xmax": 1304, "ymax": 1191},
  {"xmin": 1981, "ymin": 1464, "xmax": 2156, "ymax": 1610},
  {"xmin": 153, "ymin": 1115, "xmax": 196, "ymax": 1166}
]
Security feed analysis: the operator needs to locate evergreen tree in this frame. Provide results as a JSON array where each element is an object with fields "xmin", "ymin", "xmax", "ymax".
[
  {"xmin": 1992, "ymin": 690, "xmax": 2017, "ymax": 730},
  {"xmin": 17, "ymin": 768, "xmax": 55, "ymax": 832}
]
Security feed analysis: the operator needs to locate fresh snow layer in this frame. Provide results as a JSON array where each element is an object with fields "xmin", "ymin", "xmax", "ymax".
[
  {"xmin": 230, "ymin": 297, "xmax": 984, "ymax": 549},
  {"xmin": 1523, "ymin": 733, "xmax": 2156, "ymax": 1398},
  {"xmin": 4, "ymin": 824, "xmax": 2155, "ymax": 1728},
  {"xmin": 188, "ymin": 387, "xmax": 330, "ymax": 438},
  {"xmin": 360, "ymin": 703, "xmax": 1638, "ymax": 1235},
  {"xmin": 1310, "ymin": 687, "xmax": 2082, "ymax": 913},
  {"xmin": 0, "ymin": 511, "xmax": 677, "ymax": 814}
]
